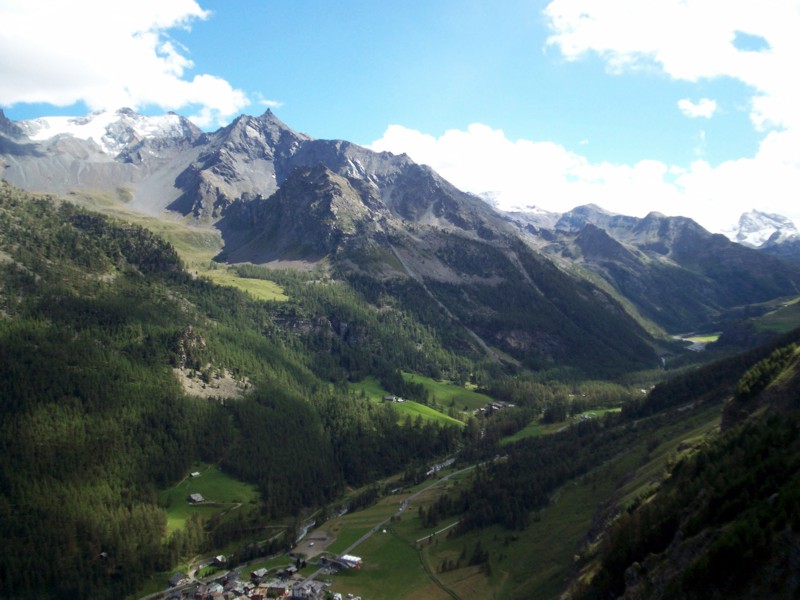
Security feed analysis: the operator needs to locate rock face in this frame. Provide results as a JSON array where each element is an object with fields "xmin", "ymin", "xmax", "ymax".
[
  {"xmin": 0, "ymin": 109, "xmax": 24, "ymax": 138},
  {"xmin": 215, "ymin": 164, "xmax": 383, "ymax": 263}
]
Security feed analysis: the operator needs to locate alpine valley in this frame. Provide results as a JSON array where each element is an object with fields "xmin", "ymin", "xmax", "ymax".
[{"xmin": 2, "ymin": 108, "xmax": 800, "ymax": 600}]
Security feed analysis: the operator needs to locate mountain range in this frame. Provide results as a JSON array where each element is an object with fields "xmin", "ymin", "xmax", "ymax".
[
  {"xmin": 3, "ymin": 108, "xmax": 800, "ymax": 600},
  {"xmin": 2, "ymin": 107, "xmax": 800, "ymax": 359}
]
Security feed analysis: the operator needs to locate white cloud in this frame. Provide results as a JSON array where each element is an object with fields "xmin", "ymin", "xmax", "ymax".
[
  {"xmin": 370, "ymin": 2, "xmax": 799, "ymax": 236},
  {"xmin": 538, "ymin": 0, "xmax": 800, "ymax": 231},
  {"xmin": 370, "ymin": 122, "xmax": 800, "ymax": 233},
  {"xmin": 0, "ymin": 0, "xmax": 249, "ymax": 128},
  {"xmin": 254, "ymin": 93, "xmax": 285, "ymax": 109},
  {"xmin": 678, "ymin": 98, "xmax": 718, "ymax": 119},
  {"xmin": 543, "ymin": 0, "xmax": 800, "ymax": 131}
]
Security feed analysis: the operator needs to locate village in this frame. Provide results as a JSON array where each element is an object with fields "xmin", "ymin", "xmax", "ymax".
[
  {"xmin": 158, "ymin": 452, "xmax": 475, "ymax": 600},
  {"xmin": 163, "ymin": 552, "xmax": 364, "ymax": 600}
]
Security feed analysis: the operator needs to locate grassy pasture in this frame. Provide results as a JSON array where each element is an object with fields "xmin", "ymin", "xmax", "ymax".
[
  {"xmin": 159, "ymin": 463, "xmax": 260, "ymax": 533},
  {"xmin": 201, "ymin": 267, "xmax": 288, "ymax": 302},
  {"xmin": 65, "ymin": 190, "xmax": 289, "ymax": 301},
  {"xmin": 403, "ymin": 372, "xmax": 493, "ymax": 412},
  {"xmin": 755, "ymin": 296, "xmax": 800, "ymax": 333},
  {"xmin": 349, "ymin": 376, "xmax": 464, "ymax": 427},
  {"xmin": 321, "ymin": 472, "xmax": 475, "ymax": 599},
  {"xmin": 500, "ymin": 408, "xmax": 622, "ymax": 445},
  {"xmin": 330, "ymin": 530, "xmax": 448, "ymax": 600}
]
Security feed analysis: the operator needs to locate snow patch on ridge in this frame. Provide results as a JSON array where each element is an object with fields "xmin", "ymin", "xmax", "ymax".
[
  {"xmin": 18, "ymin": 108, "xmax": 187, "ymax": 155},
  {"xmin": 723, "ymin": 209, "xmax": 800, "ymax": 248}
]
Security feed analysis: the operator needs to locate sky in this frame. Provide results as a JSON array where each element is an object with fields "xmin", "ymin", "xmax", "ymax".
[{"xmin": 1, "ymin": 0, "xmax": 799, "ymax": 233}]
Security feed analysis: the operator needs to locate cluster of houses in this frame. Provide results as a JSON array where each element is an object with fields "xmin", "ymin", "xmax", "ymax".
[
  {"xmin": 382, "ymin": 395, "xmax": 406, "ymax": 403},
  {"xmin": 426, "ymin": 458, "xmax": 455, "ymax": 476},
  {"xmin": 167, "ymin": 554, "xmax": 364, "ymax": 600},
  {"xmin": 480, "ymin": 400, "xmax": 515, "ymax": 416},
  {"xmin": 166, "ymin": 565, "xmax": 327, "ymax": 600}
]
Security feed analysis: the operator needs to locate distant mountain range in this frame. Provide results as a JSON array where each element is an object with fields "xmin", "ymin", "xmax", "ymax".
[
  {"xmin": 2, "ymin": 107, "xmax": 800, "ymax": 360},
  {"xmin": 722, "ymin": 209, "xmax": 800, "ymax": 263}
]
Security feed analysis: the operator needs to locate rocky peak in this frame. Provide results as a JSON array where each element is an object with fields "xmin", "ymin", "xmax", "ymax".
[
  {"xmin": 574, "ymin": 223, "xmax": 636, "ymax": 262},
  {"xmin": 0, "ymin": 109, "xmax": 24, "ymax": 138},
  {"xmin": 725, "ymin": 209, "xmax": 800, "ymax": 248}
]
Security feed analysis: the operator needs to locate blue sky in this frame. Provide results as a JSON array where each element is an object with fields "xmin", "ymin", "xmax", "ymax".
[{"xmin": 1, "ymin": 0, "xmax": 799, "ymax": 232}]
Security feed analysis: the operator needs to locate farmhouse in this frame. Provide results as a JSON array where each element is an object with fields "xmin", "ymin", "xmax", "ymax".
[
  {"xmin": 278, "ymin": 565, "xmax": 298, "ymax": 579},
  {"xmin": 188, "ymin": 493, "xmax": 205, "ymax": 503},
  {"xmin": 168, "ymin": 572, "xmax": 188, "ymax": 587},
  {"xmin": 426, "ymin": 457, "xmax": 456, "ymax": 476},
  {"xmin": 484, "ymin": 401, "xmax": 515, "ymax": 415}
]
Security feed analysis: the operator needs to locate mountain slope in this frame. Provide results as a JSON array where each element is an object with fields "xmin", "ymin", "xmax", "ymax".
[
  {"xmin": 214, "ymin": 162, "xmax": 659, "ymax": 375},
  {"xmin": 0, "ymin": 182, "xmax": 470, "ymax": 598},
  {"xmin": 0, "ymin": 108, "xmax": 205, "ymax": 214},
  {"xmin": 5, "ymin": 107, "xmax": 800, "ymax": 347},
  {"xmin": 573, "ymin": 330, "xmax": 800, "ymax": 600},
  {"xmin": 524, "ymin": 206, "xmax": 800, "ymax": 332}
]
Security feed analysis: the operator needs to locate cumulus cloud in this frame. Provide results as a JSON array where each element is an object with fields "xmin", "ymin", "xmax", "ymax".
[
  {"xmin": 370, "ymin": 122, "xmax": 800, "ymax": 233},
  {"xmin": 254, "ymin": 93, "xmax": 285, "ymax": 109},
  {"xmin": 543, "ymin": 0, "xmax": 800, "ymax": 131},
  {"xmin": 369, "ymin": 1, "xmax": 800, "ymax": 233},
  {"xmin": 537, "ymin": 0, "xmax": 800, "ymax": 230},
  {"xmin": 678, "ymin": 98, "xmax": 718, "ymax": 119},
  {"xmin": 0, "ymin": 0, "xmax": 249, "ymax": 128}
]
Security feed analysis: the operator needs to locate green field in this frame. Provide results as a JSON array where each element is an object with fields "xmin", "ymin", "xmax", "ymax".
[
  {"xmin": 319, "ymin": 473, "xmax": 476, "ymax": 600},
  {"xmin": 159, "ymin": 463, "xmax": 260, "ymax": 533},
  {"xmin": 202, "ymin": 267, "xmax": 288, "ymax": 302},
  {"xmin": 500, "ymin": 408, "xmax": 622, "ymax": 445},
  {"xmin": 403, "ymin": 372, "xmax": 493, "ymax": 412},
  {"xmin": 500, "ymin": 420, "xmax": 561, "ymax": 444},
  {"xmin": 349, "ymin": 376, "xmax": 464, "ymax": 427},
  {"xmin": 331, "ymin": 529, "xmax": 447, "ymax": 600},
  {"xmin": 755, "ymin": 296, "xmax": 800, "ymax": 333},
  {"xmin": 684, "ymin": 333, "xmax": 721, "ymax": 344}
]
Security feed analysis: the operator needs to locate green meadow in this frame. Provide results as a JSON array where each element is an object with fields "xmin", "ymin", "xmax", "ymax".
[
  {"xmin": 349, "ymin": 376, "xmax": 464, "ymax": 427},
  {"xmin": 159, "ymin": 463, "xmax": 260, "ymax": 533},
  {"xmin": 500, "ymin": 408, "xmax": 622, "ymax": 445},
  {"xmin": 201, "ymin": 266, "xmax": 288, "ymax": 302},
  {"xmin": 66, "ymin": 190, "xmax": 289, "ymax": 302},
  {"xmin": 755, "ymin": 296, "xmax": 800, "ymax": 333},
  {"xmin": 331, "ymin": 529, "xmax": 446, "ymax": 600},
  {"xmin": 403, "ymin": 372, "xmax": 493, "ymax": 412}
]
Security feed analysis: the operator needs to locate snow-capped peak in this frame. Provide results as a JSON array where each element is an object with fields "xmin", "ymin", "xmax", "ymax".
[
  {"xmin": 17, "ymin": 108, "xmax": 191, "ymax": 155},
  {"xmin": 723, "ymin": 209, "xmax": 800, "ymax": 248}
]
